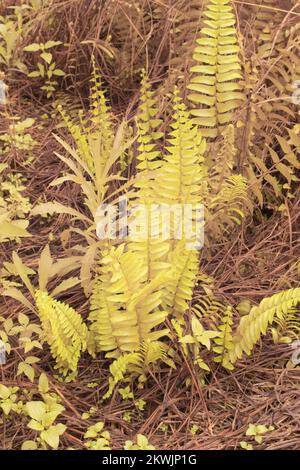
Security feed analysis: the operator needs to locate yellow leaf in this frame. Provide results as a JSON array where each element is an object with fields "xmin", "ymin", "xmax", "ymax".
[
  {"xmin": 38, "ymin": 244, "xmax": 52, "ymax": 292},
  {"xmin": 26, "ymin": 401, "xmax": 46, "ymax": 421},
  {"xmin": 51, "ymin": 277, "xmax": 80, "ymax": 297},
  {"xmin": 41, "ymin": 424, "xmax": 66, "ymax": 449},
  {"xmin": 12, "ymin": 252, "xmax": 34, "ymax": 297},
  {"xmin": 21, "ymin": 440, "xmax": 38, "ymax": 450},
  {"xmin": 0, "ymin": 221, "xmax": 30, "ymax": 239},
  {"xmin": 3, "ymin": 287, "xmax": 35, "ymax": 312},
  {"xmin": 17, "ymin": 362, "xmax": 35, "ymax": 382},
  {"xmin": 191, "ymin": 317, "xmax": 204, "ymax": 337}
]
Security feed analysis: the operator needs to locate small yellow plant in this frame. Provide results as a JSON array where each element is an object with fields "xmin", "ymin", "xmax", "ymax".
[
  {"xmin": 24, "ymin": 41, "xmax": 65, "ymax": 98},
  {"xmin": 84, "ymin": 422, "xmax": 111, "ymax": 450},
  {"xmin": 124, "ymin": 434, "xmax": 155, "ymax": 450},
  {"xmin": 0, "ymin": 118, "xmax": 37, "ymax": 160},
  {"xmin": 23, "ymin": 401, "xmax": 66, "ymax": 450}
]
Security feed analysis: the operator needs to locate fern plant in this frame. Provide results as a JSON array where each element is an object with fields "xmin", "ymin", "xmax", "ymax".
[
  {"xmin": 86, "ymin": 74, "xmax": 253, "ymax": 395},
  {"xmin": 88, "ymin": 82, "xmax": 210, "ymax": 394},
  {"xmin": 31, "ymin": 60, "xmax": 135, "ymax": 296}
]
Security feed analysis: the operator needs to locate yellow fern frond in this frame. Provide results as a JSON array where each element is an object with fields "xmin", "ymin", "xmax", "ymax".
[
  {"xmin": 164, "ymin": 241, "xmax": 199, "ymax": 320},
  {"xmin": 153, "ymin": 89, "xmax": 207, "ymax": 319},
  {"xmin": 56, "ymin": 58, "xmax": 115, "ymax": 183},
  {"xmin": 136, "ymin": 71, "xmax": 163, "ymax": 180},
  {"xmin": 103, "ymin": 352, "xmax": 142, "ymax": 400},
  {"xmin": 35, "ymin": 290, "xmax": 88, "ymax": 379},
  {"xmin": 57, "ymin": 106, "xmax": 94, "ymax": 172},
  {"xmin": 130, "ymin": 72, "xmax": 170, "ymax": 281},
  {"xmin": 193, "ymin": 290, "xmax": 227, "ymax": 330},
  {"xmin": 89, "ymin": 273, "xmax": 119, "ymax": 355},
  {"xmin": 271, "ymin": 308, "xmax": 300, "ymax": 344},
  {"xmin": 187, "ymin": 0, "xmax": 244, "ymax": 138},
  {"xmin": 209, "ymin": 124, "xmax": 237, "ymax": 186},
  {"xmin": 89, "ymin": 57, "xmax": 114, "ymax": 177},
  {"xmin": 158, "ymin": 88, "xmax": 207, "ymax": 207},
  {"xmin": 213, "ymin": 306, "xmax": 234, "ymax": 370},
  {"xmin": 230, "ymin": 288, "xmax": 300, "ymax": 364},
  {"xmin": 253, "ymin": 0, "xmax": 285, "ymax": 59},
  {"xmin": 140, "ymin": 339, "xmax": 174, "ymax": 369}
]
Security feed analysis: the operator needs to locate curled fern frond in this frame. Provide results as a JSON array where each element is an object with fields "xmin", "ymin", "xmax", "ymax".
[
  {"xmin": 230, "ymin": 288, "xmax": 300, "ymax": 364},
  {"xmin": 103, "ymin": 352, "xmax": 142, "ymax": 400}
]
